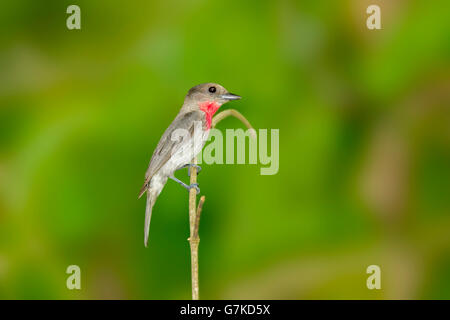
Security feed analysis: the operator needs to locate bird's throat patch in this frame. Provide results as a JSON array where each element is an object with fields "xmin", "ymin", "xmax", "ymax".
[{"xmin": 199, "ymin": 101, "xmax": 220, "ymax": 129}]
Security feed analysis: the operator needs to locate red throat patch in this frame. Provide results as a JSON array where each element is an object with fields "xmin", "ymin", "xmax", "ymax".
[{"xmin": 199, "ymin": 101, "xmax": 220, "ymax": 129}]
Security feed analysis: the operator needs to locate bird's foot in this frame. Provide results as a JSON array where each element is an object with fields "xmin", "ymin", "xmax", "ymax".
[
  {"xmin": 187, "ymin": 183, "xmax": 200, "ymax": 194},
  {"xmin": 178, "ymin": 164, "xmax": 202, "ymax": 176},
  {"xmin": 169, "ymin": 176, "xmax": 200, "ymax": 194},
  {"xmin": 188, "ymin": 165, "xmax": 202, "ymax": 177}
]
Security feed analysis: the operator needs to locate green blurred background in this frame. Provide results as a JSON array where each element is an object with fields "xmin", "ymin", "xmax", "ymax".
[{"xmin": 0, "ymin": 0, "xmax": 449, "ymax": 299}]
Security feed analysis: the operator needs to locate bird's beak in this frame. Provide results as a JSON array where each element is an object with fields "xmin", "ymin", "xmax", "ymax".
[{"xmin": 220, "ymin": 93, "xmax": 241, "ymax": 101}]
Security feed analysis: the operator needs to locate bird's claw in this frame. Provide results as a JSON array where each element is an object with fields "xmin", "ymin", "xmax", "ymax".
[
  {"xmin": 178, "ymin": 164, "xmax": 202, "ymax": 176},
  {"xmin": 187, "ymin": 164, "xmax": 202, "ymax": 177},
  {"xmin": 188, "ymin": 183, "xmax": 200, "ymax": 194},
  {"xmin": 169, "ymin": 176, "xmax": 200, "ymax": 194}
]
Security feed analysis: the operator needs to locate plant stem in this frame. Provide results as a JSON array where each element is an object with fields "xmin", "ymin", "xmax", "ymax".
[
  {"xmin": 187, "ymin": 109, "xmax": 254, "ymax": 300},
  {"xmin": 188, "ymin": 157, "xmax": 204, "ymax": 300},
  {"xmin": 212, "ymin": 109, "xmax": 256, "ymax": 139}
]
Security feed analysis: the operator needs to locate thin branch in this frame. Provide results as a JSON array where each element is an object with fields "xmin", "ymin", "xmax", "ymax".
[
  {"xmin": 212, "ymin": 109, "xmax": 256, "ymax": 139},
  {"xmin": 187, "ymin": 110, "xmax": 254, "ymax": 300},
  {"xmin": 188, "ymin": 157, "xmax": 200, "ymax": 300},
  {"xmin": 193, "ymin": 196, "xmax": 205, "ymax": 239}
]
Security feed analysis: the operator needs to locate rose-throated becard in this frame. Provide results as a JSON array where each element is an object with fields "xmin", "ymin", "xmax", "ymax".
[{"xmin": 139, "ymin": 83, "xmax": 241, "ymax": 246}]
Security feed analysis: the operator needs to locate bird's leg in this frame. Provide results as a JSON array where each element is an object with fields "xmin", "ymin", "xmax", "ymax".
[
  {"xmin": 177, "ymin": 164, "xmax": 202, "ymax": 177},
  {"xmin": 169, "ymin": 175, "xmax": 200, "ymax": 194}
]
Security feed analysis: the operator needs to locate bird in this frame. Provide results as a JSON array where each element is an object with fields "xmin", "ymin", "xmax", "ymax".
[{"xmin": 139, "ymin": 83, "xmax": 241, "ymax": 247}]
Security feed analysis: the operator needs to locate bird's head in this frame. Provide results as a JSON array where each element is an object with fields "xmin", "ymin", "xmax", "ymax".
[{"xmin": 185, "ymin": 83, "xmax": 241, "ymax": 107}]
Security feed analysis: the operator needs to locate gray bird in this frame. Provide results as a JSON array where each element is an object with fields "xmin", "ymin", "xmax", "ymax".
[{"xmin": 139, "ymin": 83, "xmax": 241, "ymax": 247}]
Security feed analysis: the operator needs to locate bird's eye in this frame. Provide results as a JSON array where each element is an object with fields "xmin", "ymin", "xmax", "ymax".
[{"xmin": 208, "ymin": 86, "xmax": 216, "ymax": 93}]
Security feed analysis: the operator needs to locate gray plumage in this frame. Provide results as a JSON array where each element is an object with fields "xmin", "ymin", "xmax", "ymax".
[{"xmin": 139, "ymin": 83, "xmax": 241, "ymax": 247}]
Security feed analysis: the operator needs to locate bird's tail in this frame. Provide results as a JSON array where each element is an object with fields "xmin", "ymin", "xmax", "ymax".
[{"xmin": 144, "ymin": 189, "xmax": 156, "ymax": 247}]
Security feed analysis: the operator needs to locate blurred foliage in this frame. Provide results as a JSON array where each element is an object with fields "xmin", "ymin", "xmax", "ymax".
[{"xmin": 0, "ymin": 0, "xmax": 449, "ymax": 299}]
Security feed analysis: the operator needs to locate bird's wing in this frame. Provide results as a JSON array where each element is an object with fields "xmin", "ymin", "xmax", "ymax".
[{"xmin": 139, "ymin": 111, "xmax": 204, "ymax": 197}]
